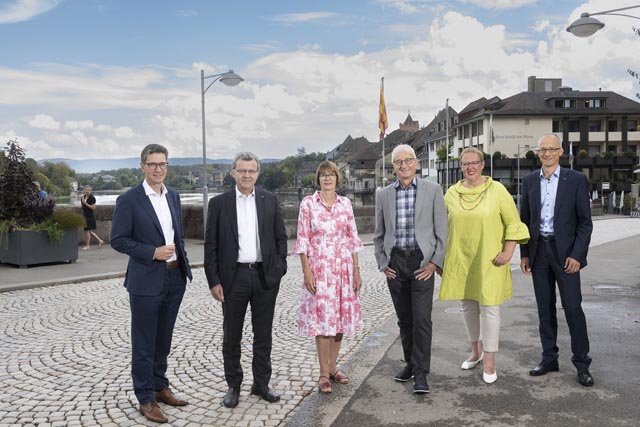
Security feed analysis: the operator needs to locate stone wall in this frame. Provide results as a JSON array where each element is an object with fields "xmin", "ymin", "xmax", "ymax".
[{"xmin": 61, "ymin": 204, "xmax": 376, "ymax": 245}]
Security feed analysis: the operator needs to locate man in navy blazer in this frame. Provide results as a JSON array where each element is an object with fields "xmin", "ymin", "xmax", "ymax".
[
  {"xmin": 205, "ymin": 152, "xmax": 287, "ymax": 408},
  {"xmin": 111, "ymin": 144, "xmax": 193, "ymax": 423},
  {"xmin": 520, "ymin": 133, "xmax": 594, "ymax": 387}
]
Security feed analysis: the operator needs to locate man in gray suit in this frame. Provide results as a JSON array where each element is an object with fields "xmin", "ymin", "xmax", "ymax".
[{"xmin": 374, "ymin": 144, "xmax": 447, "ymax": 393}]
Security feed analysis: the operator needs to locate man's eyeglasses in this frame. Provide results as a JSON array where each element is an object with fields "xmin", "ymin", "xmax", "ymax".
[
  {"xmin": 537, "ymin": 147, "xmax": 562, "ymax": 154},
  {"xmin": 235, "ymin": 169, "xmax": 258, "ymax": 175},
  {"xmin": 319, "ymin": 173, "xmax": 336, "ymax": 179},
  {"xmin": 461, "ymin": 160, "xmax": 482, "ymax": 168},
  {"xmin": 145, "ymin": 162, "xmax": 169, "ymax": 170},
  {"xmin": 392, "ymin": 158, "xmax": 416, "ymax": 167}
]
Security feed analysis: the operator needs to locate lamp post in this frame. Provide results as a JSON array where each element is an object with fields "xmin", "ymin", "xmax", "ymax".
[
  {"xmin": 516, "ymin": 144, "xmax": 530, "ymax": 212},
  {"xmin": 200, "ymin": 69, "xmax": 243, "ymax": 233},
  {"xmin": 566, "ymin": 4, "xmax": 640, "ymax": 37}
]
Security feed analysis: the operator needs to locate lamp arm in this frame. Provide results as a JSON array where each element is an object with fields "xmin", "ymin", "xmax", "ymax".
[
  {"xmin": 203, "ymin": 75, "xmax": 223, "ymax": 95},
  {"xmin": 593, "ymin": 12, "xmax": 640, "ymax": 20},
  {"xmin": 586, "ymin": 4, "xmax": 640, "ymax": 18}
]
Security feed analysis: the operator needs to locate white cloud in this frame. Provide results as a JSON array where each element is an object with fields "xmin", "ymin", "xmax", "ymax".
[
  {"xmin": 271, "ymin": 12, "xmax": 336, "ymax": 24},
  {"xmin": 532, "ymin": 19, "xmax": 550, "ymax": 32},
  {"xmin": 459, "ymin": 0, "xmax": 537, "ymax": 10},
  {"xmin": 0, "ymin": 0, "xmax": 62, "ymax": 24},
  {"xmin": 114, "ymin": 126, "xmax": 136, "ymax": 138},
  {"xmin": 28, "ymin": 114, "xmax": 60, "ymax": 130},
  {"xmin": 65, "ymin": 120, "xmax": 94, "ymax": 130},
  {"xmin": 241, "ymin": 41, "xmax": 283, "ymax": 54},
  {"xmin": 393, "ymin": 2, "xmax": 419, "ymax": 14}
]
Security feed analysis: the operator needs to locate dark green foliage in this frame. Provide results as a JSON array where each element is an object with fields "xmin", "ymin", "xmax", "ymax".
[
  {"xmin": 0, "ymin": 140, "xmax": 39, "ymax": 226},
  {"xmin": 492, "ymin": 151, "xmax": 502, "ymax": 160},
  {"xmin": 525, "ymin": 150, "xmax": 536, "ymax": 160}
]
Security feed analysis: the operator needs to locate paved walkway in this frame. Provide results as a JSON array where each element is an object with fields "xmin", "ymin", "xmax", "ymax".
[{"xmin": 0, "ymin": 216, "xmax": 638, "ymax": 426}]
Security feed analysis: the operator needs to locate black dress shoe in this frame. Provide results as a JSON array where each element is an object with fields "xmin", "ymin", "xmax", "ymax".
[
  {"xmin": 413, "ymin": 372, "xmax": 430, "ymax": 394},
  {"xmin": 529, "ymin": 363, "xmax": 559, "ymax": 376},
  {"xmin": 578, "ymin": 370, "xmax": 594, "ymax": 387},
  {"xmin": 251, "ymin": 384, "xmax": 281, "ymax": 403},
  {"xmin": 223, "ymin": 387, "xmax": 240, "ymax": 408},
  {"xmin": 394, "ymin": 364, "xmax": 414, "ymax": 382}
]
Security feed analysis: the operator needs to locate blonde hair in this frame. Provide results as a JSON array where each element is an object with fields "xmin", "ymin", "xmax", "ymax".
[{"xmin": 460, "ymin": 147, "xmax": 485, "ymax": 162}]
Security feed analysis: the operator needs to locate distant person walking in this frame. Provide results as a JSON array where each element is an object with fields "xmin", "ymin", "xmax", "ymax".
[
  {"xmin": 111, "ymin": 144, "xmax": 193, "ymax": 423},
  {"xmin": 34, "ymin": 181, "xmax": 48, "ymax": 200},
  {"xmin": 520, "ymin": 132, "xmax": 594, "ymax": 387},
  {"xmin": 292, "ymin": 160, "xmax": 364, "ymax": 394},
  {"xmin": 439, "ymin": 148, "xmax": 529, "ymax": 384},
  {"xmin": 373, "ymin": 144, "xmax": 448, "ymax": 394},
  {"xmin": 80, "ymin": 185, "xmax": 105, "ymax": 250}
]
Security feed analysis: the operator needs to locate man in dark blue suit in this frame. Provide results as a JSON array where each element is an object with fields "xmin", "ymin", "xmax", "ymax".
[
  {"xmin": 205, "ymin": 152, "xmax": 288, "ymax": 408},
  {"xmin": 111, "ymin": 144, "xmax": 193, "ymax": 423},
  {"xmin": 520, "ymin": 133, "xmax": 594, "ymax": 387}
]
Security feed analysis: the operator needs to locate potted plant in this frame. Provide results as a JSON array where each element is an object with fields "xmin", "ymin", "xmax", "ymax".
[{"xmin": 0, "ymin": 140, "xmax": 85, "ymax": 268}]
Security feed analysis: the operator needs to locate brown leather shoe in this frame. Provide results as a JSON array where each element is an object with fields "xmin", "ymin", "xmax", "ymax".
[
  {"xmin": 139, "ymin": 402, "xmax": 168, "ymax": 423},
  {"xmin": 155, "ymin": 387, "xmax": 188, "ymax": 406}
]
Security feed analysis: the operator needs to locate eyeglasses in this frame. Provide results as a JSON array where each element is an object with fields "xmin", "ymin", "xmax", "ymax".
[
  {"xmin": 461, "ymin": 160, "xmax": 483, "ymax": 168},
  {"xmin": 319, "ymin": 173, "xmax": 336, "ymax": 179},
  {"xmin": 392, "ymin": 158, "xmax": 416, "ymax": 167},
  {"xmin": 235, "ymin": 169, "xmax": 258, "ymax": 175},
  {"xmin": 537, "ymin": 147, "xmax": 562, "ymax": 154},
  {"xmin": 145, "ymin": 162, "xmax": 169, "ymax": 170}
]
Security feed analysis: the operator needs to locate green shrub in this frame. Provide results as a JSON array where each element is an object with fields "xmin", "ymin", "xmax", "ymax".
[{"xmin": 525, "ymin": 150, "xmax": 536, "ymax": 160}]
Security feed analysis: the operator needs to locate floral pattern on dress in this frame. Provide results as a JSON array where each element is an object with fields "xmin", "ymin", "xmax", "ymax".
[{"xmin": 292, "ymin": 192, "xmax": 364, "ymax": 336}]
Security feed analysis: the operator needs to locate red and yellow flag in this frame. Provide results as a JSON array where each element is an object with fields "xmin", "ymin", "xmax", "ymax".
[{"xmin": 378, "ymin": 77, "xmax": 388, "ymax": 140}]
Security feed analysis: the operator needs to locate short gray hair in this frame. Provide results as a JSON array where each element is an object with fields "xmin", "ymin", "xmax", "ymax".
[
  {"xmin": 391, "ymin": 144, "xmax": 416, "ymax": 161},
  {"xmin": 140, "ymin": 144, "xmax": 168, "ymax": 163},
  {"xmin": 537, "ymin": 132, "xmax": 561, "ymax": 147},
  {"xmin": 232, "ymin": 152, "xmax": 261, "ymax": 171}
]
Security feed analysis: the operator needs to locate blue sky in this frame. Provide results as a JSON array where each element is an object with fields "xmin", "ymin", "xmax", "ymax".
[{"xmin": 0, "ymin": 0, "xmax": 638, "ymax": 161}]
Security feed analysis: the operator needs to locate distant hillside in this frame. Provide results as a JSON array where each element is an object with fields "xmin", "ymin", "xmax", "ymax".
[{"xmin": 39, "ymin": 157, "xmax": 280, "ymax": 174}]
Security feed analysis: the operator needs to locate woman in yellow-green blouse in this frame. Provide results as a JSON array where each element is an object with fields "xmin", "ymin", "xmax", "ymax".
[{"xmin": 440, "ymin": 147, "xmax": 529, "ymax": 384}]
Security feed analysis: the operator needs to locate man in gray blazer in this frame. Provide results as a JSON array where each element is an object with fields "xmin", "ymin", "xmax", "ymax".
[{"xmin": 374, "ymin": 144, "xmax": 447, "ymax": 394}]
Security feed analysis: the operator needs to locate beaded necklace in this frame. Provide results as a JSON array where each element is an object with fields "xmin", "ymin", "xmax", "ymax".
[{"xmin": 457, "ymin": 179, "xmax": 490, "ymax": 211}]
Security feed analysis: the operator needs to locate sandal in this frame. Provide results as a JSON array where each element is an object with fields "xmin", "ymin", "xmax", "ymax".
[
  {"xmin": 318, "ymin": 376, "xmax": 332, "ymax": 393},
  {"xmin": 329, "ymin": 370, "xmax": 349, "ymax": 384}
]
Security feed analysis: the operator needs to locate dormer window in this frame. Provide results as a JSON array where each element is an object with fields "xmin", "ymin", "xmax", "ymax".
[
  {"xmin": 554, "ymin": 99, "xmax": 576, "ymax": 108},
  {"xmin": 585, "ymin": 99, "xmax": 605, "ymax": 108}
]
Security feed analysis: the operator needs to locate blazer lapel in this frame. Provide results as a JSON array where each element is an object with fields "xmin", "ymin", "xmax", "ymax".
[
  {"xmin": 386, "ymin": 186, "xmax": 396, "ymax": 227},
  {"xmin": 255, "ymin": 189, "xmax": 266, "ymax": 241},
  {"xmin": 532, "ymin": 174, "xmax": 542, "ymax": 220},
  {"xmin": 225, "ymin": 190, "xmax": 239, "ymax": 245},
  {"xmin": 166, "ymin": 190, "xmax": 181, "ymax": 242},
  {"xmin": 414, "ymin": 178, "xmax": 424, "ymax": 220},
  {"xmin": 136, "ymin": 184, "xmax": 164, "ymax": 237},
  {"xmin": 554, "ymin": 168, "xmax": 569, "ymax": 217}
]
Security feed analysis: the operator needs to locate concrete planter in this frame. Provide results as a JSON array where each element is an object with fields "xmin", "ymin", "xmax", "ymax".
[{"xmin": 0, "ymin": 229, "xmax": 78, "ymax": 268}]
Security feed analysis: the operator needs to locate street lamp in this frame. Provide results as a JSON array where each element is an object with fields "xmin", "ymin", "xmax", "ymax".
[
  {"xmin": 566, "ymin": 4, "xmax": 640, "ymax": 38},
  {"xmin": 516, "ymin": 144, "xmax": 530, "ymax": 212},
  {"xmin": 200, "ymin": 69, "xmax": 243, "ymax": 232}
]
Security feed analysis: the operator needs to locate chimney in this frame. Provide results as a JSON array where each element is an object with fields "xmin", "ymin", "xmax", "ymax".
[{"xmin": 528, "ymin": 76, "xmax": 536, "ymax": 92}]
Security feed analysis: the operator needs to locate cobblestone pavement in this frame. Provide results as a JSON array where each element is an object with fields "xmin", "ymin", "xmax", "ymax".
[{"xmin": 0, "ymin": 246, "xmax": 426, "ymax": 427}]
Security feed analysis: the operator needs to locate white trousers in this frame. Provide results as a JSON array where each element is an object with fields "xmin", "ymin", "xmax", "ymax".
[{"xmin": 460, "ymin": 300, "xmax": 501, "ymax": 353}]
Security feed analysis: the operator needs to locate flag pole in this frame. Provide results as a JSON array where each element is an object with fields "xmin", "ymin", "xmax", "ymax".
[{"xmin": 379, "ymin": 77, "xmax": 388, "ymax": 187}]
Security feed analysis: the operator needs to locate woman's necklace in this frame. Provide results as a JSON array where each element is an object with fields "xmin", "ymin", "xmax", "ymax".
[
  {"xmin": 319, "ymin": 192, "xmax": 335, "ymax": 208},
  {"xmin": 458, "ymin": 180, "xmax": 489, "ymax": 211}
]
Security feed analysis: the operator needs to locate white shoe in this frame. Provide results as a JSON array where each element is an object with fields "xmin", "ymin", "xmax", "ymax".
[
  {"xmin": 461, "ymin": 353, "xmax": 484, "ymax": 370},
  {"xmin": 483, "ymin": 370, "xmax": 498, "ymax": 384}
]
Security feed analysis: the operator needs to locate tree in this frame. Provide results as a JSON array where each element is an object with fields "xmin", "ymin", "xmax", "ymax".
[
  {"xmin": 436, "ymin": 141, "xmax": 453, "ymax": 163},
  {"xmin": 258, "ymin": 166, "xmax": 287, "ymax": 191}
]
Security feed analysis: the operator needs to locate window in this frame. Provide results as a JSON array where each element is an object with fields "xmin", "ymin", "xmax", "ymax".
[
  {"xmin": 568, "ymin": 120, "xmax": 580, "ymax": 132},
  {"xmin": 554, "ymin": 99, "xmax": 576, "ymax": 109},
  {"xmin": 545, "ymin": 80, "xmax": 553, "ymax": 92},
  {"xmin": 472, "ymin": 122, "xmax": 478, "ymax": 137},
  {"xmin": 552, "ymin": 120, "xmax": 561, "ymax": 132},
  {"xmin": 478, "ymin": 121, "xmax": 483, "ymax": 135},
  {"xmin": 585, "ymin": 99, "xmax": 605, "ymax": 108},
  {"xmin": 608, "ymin": 120, "xmax": 618, "ymax": 131},
  {"xmin": 627, "ymin": 120, "xmax": 639, "ymax": 131},
  {"xmin": 524, "ymin": 118, "xmax": 530, "ymax": 125},
  {"xmin": 588, "ymin": 120, "xmax": 601, "ymax": 132}
]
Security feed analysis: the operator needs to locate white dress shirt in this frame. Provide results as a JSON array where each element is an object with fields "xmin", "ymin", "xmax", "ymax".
[
  {"xmin": 143, "ymin": 180, "xmax": 177, "ymax": 262},
  {"xmin": 539, "ymin": 165, "xmax": 560, "ymax": 236},
  {"xmin": 235, "ymin": 187, "xmax": 262, "ymax": 263}
]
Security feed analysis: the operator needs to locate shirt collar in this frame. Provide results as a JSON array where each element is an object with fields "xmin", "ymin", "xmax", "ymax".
[
  {"xmin": 142, "ymin": 179, "xmax": 167, "ymax": 196},
  {"xmin": 235, "ymin": 186, "xmax": 256, "ymax": 198},
  {"xmin": 394, "ymin": 176, "xmax": 417, "ymax": 189},
  {"xmin": 539, "ymin": 165, "xmax": 560, "ymax": 180},
  {"xmin": 313, "ymin": 191, "xmax": 343, "ymax": 204}
]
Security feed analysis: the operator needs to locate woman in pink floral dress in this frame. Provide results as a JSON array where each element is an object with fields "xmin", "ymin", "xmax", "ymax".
[{"xmin": 292, "ymin": 161, "xmax": 364, "ymax": 394}]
